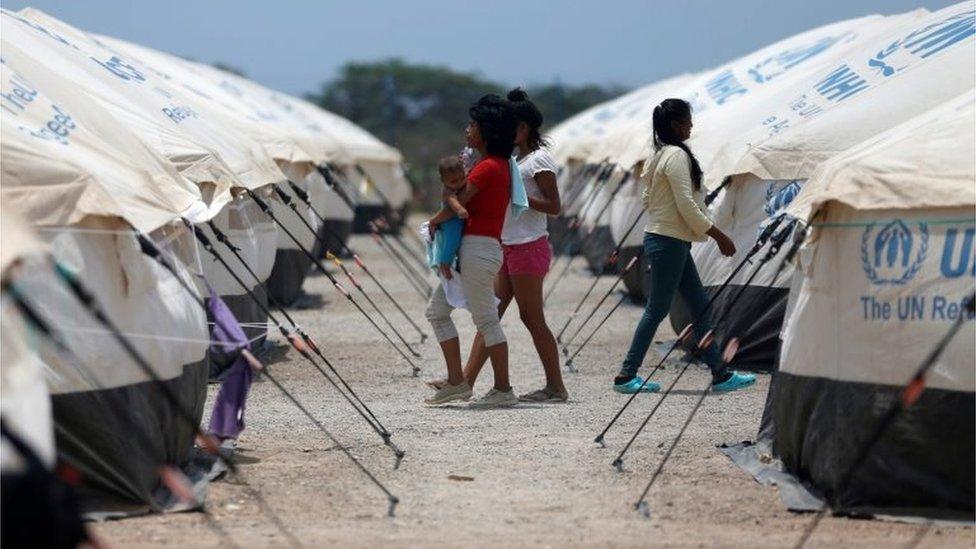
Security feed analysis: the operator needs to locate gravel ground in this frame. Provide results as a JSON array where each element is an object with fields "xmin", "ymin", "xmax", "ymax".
[{"xmin": 93, "ymin": 231, "xmax": 973, "ymax": 548}]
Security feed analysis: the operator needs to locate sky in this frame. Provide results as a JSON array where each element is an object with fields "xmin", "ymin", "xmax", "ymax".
[{"xmin": 1, "ymin": 0, "xmax": 961, "ymax": 97}]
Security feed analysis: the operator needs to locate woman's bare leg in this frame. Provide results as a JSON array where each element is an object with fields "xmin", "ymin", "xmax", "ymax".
[
  {"xmin": 463, "ymin": 273, "xmax": 514, "ymax": 388},
  {"xmin": 439, "ymin": 337, "xmax": 465, "ymax": 386},
  {"xmin": 510, "ymin": 274, "xmax": 566, "ymax": 396}
]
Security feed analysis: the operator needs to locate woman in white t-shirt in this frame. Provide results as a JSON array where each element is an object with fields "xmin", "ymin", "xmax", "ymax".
[{"xmin": 430, "ymin": 88, "xmax": 567, "ymax": 401}]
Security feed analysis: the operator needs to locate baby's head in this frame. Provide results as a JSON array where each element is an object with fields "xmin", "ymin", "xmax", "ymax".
[{"xmin": 438, "ymin": 156, "xmax": 466, "ymax": 190}]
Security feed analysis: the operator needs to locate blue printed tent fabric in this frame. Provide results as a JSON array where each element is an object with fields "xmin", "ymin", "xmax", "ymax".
[
  {"xmin": 0, "ymin": 48, "xmax": 213, "ymax": 514},
  {"xmin": 1, "ymin": 5, "xmax": 412, "ymax": 515},
  {"xmin": 679, "ymin": 1, "xmax": 975, "ymax": 370},
  {"xmin": 553, "ymin": 7, "xmax": 921, "ymax": 301}
]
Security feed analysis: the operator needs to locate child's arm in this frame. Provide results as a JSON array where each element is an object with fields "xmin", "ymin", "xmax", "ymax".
[
  {"xmin": 445, "ymin": 193, "xmax": 469, "ymax": 219},
  {"xmin": 428, "ymin": 205, "xmax": 454, "ymax": 229}
]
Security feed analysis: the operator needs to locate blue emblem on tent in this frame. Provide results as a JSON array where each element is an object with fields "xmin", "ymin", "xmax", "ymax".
[
  {"xmin": 758, "ymin": 181, "xmax": 802, "ymax": 236},
  {"xmin": 764, "ymin": 180, "xmax": 802, "ymax": 217},
  {"xmin": 861, "ymin": 220, "xmax": 929, "ymax": 285}
]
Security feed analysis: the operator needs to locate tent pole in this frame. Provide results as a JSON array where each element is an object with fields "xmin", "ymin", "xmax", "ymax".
[
  {"xmin": 561, "ymin": 256, "xmax": 638, "ymax": 364},
  {"xmin": 545, "ymin": 164, "xmax": 610, "ymax": 283},
  {"xmin": 140, "ymin": 227, "xmax": 402, "ymax": 516},
  {"xmin": 370, "ymin": 221, "xmax": 432, "ymax": 295},
  {"xmin": 593, "ymin": 214, "xmax": 788, "ymax": 446},
  {"xmin": 189, "ymin": 221, "xmax": 405, "ymax": 466},
  {"xmin": 41, "ymin": 258, "xmax": 233, "ymax": 472},
  {"xmin": 286, "ymin": 179, "xmax": 428, "ymax": 342},
  {"xmin": 271, "ymin": 186, "xmax": 422, "ymax": 358},
  {"xmin": 611, "ymin": 221, "xmax": 798, "ymax": 470},
  {"xmin": 555, "ymin": 206, "xmax": 645, "ymax": 345},
  {"xmin": 544, "ymin": 166, "xmax": 622, "ymax": 304},
  {"xmin": 247, "ymin": 189, "xmax": 422, "ymax": 376},
  {"xmin": 372, "ymin": 230, "xmax": 431, "ymax": 300}
]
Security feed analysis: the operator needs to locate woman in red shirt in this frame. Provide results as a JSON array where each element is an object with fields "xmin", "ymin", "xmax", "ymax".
[{"xmin": 425, "ymin": 94, "xmax": 518, "ymax": 408}]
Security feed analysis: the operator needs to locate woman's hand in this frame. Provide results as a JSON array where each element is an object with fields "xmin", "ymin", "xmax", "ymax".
[
  {"xmin": 706, "ymin": 226, "xmax": 736, "ymax": 257},
  {"xmin": 438, "ymin": 264, "xmax": 453, "ymax": 279},
  {"xmin": 427, "ymin": 218, "xmax": 439, "ymax": 234}
]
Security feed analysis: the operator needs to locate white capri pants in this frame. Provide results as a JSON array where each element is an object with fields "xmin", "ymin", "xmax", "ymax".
[{"xmin": 425, "ymin": 235, "xmax": 506, "ymax": 347}]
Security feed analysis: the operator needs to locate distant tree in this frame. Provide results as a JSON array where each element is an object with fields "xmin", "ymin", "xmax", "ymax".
[
  {"xmin": 307, "ymin": 58, "xmax": 627, "ymax": 210},
  {"xmin": 212, "ymin": 62, "xmax": 247, "ymax": 78}
]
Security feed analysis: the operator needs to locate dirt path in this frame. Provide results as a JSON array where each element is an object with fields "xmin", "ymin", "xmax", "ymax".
[{"xmin": 94, "ymin": 233, "xmax": 973, "ymax": 548}]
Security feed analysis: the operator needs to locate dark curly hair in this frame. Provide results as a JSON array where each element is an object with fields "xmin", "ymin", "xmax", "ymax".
[
  {"xmin": 469, "ymin": 94, "xmax": 517, "ymax": 157},
  {"xmin": 507, "ymin": 88, "xmax": 549, "ymax": 150}
]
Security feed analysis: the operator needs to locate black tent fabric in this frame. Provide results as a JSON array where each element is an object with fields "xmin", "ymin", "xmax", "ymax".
[
  {"xmin": 548, "ymin": 216, "xmax": 583, "ymax": 257},
  {"xmin": 352, "ymin": 205, "xmax": 390, "ymax": 234},
  {"xmin": 771, "ymin": 372, "xmax": 974, "ymax": 518},
  {"xmin": 313, "ymin": 219, "xmax": 353, "ymax": 259},
  {"xmin": 618, "ymin": 245, "xmax": 646, "ymax": 300},
  {"xmin": 580, "ymin": 226, "xmax": 619, "ymax": 275},
  {"xmin": 1, "ymin": 421, "xmax": 88, "ymax": 549},
  {"xmin": 669, "ymin": 286, "xmax": 789, "ymax": 372},
  {"xmin": 52, "ymin": 357, "xmax": 210, "ymax": 516},
  {"xmin": 723, "ymin": 371, "xmax": 975, "ymax": 521},
  {"xmin": 265, "ymin": 250, "xmax": 313, "ymax": 308}
]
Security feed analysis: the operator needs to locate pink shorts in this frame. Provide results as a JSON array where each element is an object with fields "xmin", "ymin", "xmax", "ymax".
[{"xmin": 500, "ymin": 236, "xmax": 552, "ymax": 277}]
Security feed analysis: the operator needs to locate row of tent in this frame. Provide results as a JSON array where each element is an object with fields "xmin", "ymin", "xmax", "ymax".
[
  {"xmin": 0, "ymin": 7, "xmax": 413, "ymax": 519},
  {"xmin": 547, "ymin": 3, "xmax": 975, "ymax": 517}
]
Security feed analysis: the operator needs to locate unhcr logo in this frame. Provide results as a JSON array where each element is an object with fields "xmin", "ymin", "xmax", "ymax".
[
  {"xmin": 764, "ymin": 180, "xmax": 801, "ymax": 217},
  {"xmin": 861, "ymin": 220, "xmax": 928, "ymax": 285},
  {"xmin": 758, "ymin": 180, "xmax": 801, "ymax": 236}
]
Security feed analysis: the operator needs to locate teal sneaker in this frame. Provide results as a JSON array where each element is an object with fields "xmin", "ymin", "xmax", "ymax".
[
  {"xmin": 613, "ymin": 376, "xmax": 660, "ymax": 394},
  {"xmin": 712, "ymin": 371, "xmax": 756, "ymax": 393}
]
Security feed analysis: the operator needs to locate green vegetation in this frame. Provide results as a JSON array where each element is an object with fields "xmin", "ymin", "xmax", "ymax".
[{"xmin": 306, "ymin": 59, "xmax": 627, "ymax": 209}]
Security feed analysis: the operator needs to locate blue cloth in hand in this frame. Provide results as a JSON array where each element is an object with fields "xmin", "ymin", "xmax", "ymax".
[
  {"xmin": 509, "ymin": 157, "xmax": 529, "ymax": 219},
  {"xmin": 427, "ymin": 216, "xmax": 465, "ymax": 269}
]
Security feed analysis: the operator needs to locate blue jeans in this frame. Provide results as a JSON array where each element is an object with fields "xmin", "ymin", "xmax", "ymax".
[{"xmin": 619, "ymin": 233, "xmax": 728, "ymax": 382}]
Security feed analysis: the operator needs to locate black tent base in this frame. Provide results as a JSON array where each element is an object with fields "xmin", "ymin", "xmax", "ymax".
[
  {"xmin": 312, "ymin": 218, "xmax": 353, "ymax": 259},
  {"xmin": 52, "ymin": 355, "xmax": 211, "ymax": 517},
  {"xmin": 548, "ymin": 217, "xmax": 582, "ymax": 257},
  {"xmin": 352, "ymin": 203, "xmax": 408, "ymax": 234},
  {"xmin": 618, "ymin": 245, "xmax": 647, "ymax": 301},
  {"xmin": 352, "ymin": 204, "xmax": 388, "ymax": 234},
  {"xmin": 727, "ymin": 371, "xmax": 975, "ymax": 521},
  {"xmin": 581, "ymin": 225, "xmax": 618, "ymax": 276},
  {"xmin": 669, "ymin": 285, "xmax": 789, "ymax": 372},
  {"xmin": 266, "ymin": 248, "xmax": 313, "ymax": 308}
]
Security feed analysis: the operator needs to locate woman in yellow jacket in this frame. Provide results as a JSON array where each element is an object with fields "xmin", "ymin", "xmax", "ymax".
[{"xmin": 613, "ymin": 98, "xmax": 755, "ymax": 394}]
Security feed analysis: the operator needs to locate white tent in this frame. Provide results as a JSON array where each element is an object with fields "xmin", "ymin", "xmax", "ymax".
[
  {"xmin": 86, "ymin": 32, "xmax": 330, "ymax": 308},
  {"xmin": 186, "ymin": 60, "xmax": 413, "ymax": 231},
  {"xmin": 766, "ymin": 91, "xmax": 975, "ymax": 516},
  {"xmin": 597, "ymin": 8, "xmax": 926, "ymax": 297},
  {"xmin": 678, "ymin": 2, "xmax": 976, "ymax": 369},
  {"xmin": 0, "ymin": 209, "xmax": 55, "ymax": 472},
  {"xmin": 548, "ymin": 73, "xmax": 699, "ymax": 166},
  {"xmin": 6, "ymin": 9, "xmax": 288, "ymax": 345},
  {"xmin": 0, "ymin": 55, "xmax": 211, "ymax": 513}
]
